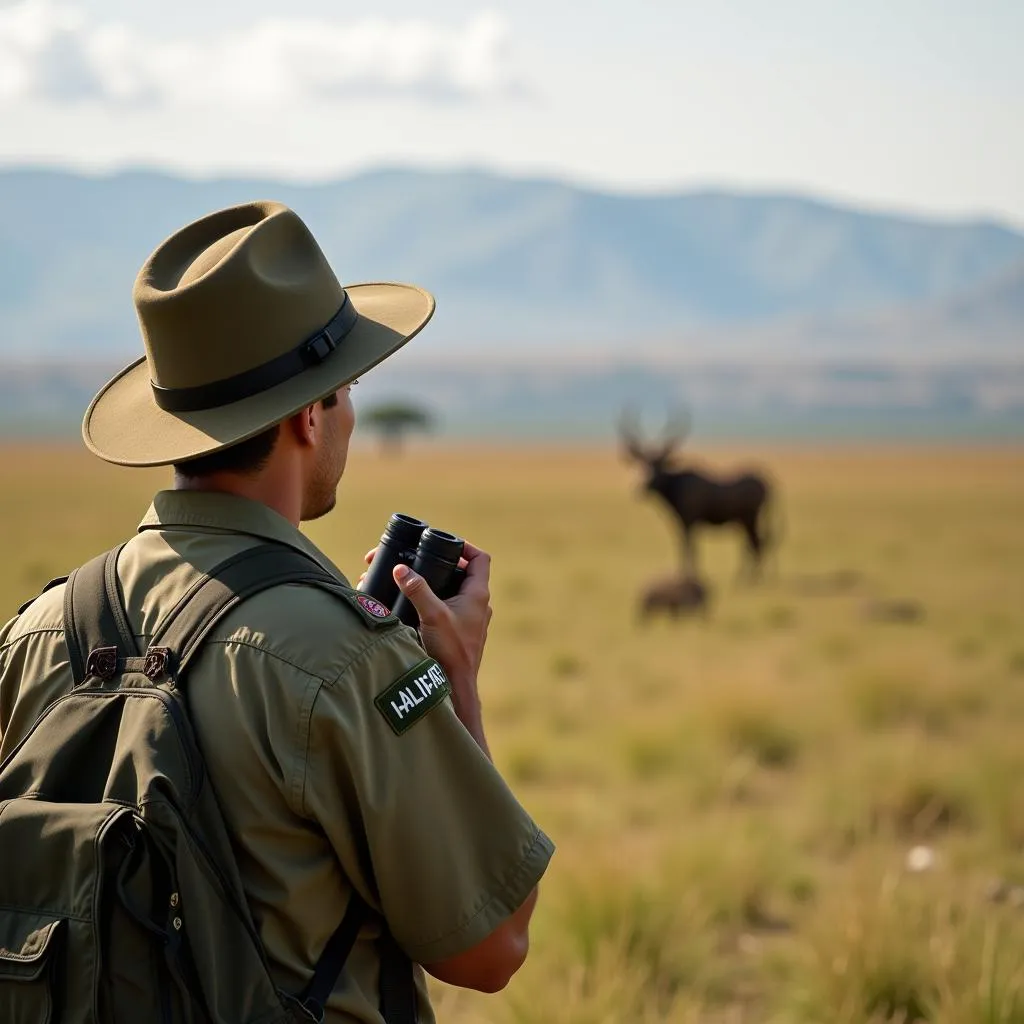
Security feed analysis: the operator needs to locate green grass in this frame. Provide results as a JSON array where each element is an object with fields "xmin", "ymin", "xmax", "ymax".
[{"xmin": 1, "ymin": 439, "xmax": 1023, "ymax": 1022}]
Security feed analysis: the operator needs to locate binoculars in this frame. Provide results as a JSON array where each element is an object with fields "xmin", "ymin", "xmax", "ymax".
[{"xmin": 360, "ymin": 513, "xmax": 466, "ymax": 628}]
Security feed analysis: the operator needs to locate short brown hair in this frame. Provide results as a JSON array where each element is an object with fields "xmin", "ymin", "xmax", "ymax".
[
  {"xmin": 174, "ymin": 393, "xmax": 339, "ymax": 478},
  {"xmin": 174, "ymin": 424, "xmax": 280, "ymax": 478}
]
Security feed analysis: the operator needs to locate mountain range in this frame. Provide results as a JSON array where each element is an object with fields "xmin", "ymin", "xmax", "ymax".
[
  {"xmin": 0, "ymin": 165, "xmax": 1021, "ymax": 439},
  {"xmin": 2, "ymin": 165, "xmax": 1023, "ymax": 360}
]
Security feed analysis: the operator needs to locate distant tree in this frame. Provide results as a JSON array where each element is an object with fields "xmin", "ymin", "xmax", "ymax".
[{"xmin": 360, "ymin": 400, "xmax": 436, "ymax": 456}]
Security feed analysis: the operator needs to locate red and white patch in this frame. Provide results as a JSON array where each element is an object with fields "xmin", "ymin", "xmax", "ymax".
[{"xmin": 357, "ymin": 594, "xmax": 391, "ymax": 618}]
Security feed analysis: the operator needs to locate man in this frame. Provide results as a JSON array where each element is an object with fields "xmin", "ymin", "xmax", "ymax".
[{"xmin": 0, "ymin": 201, "xmax": 554, "ymax": 1021}]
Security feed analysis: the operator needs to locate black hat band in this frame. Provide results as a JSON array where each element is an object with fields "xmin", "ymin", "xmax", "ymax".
[{"xmin": 150, "ymin": 294, "xmax": 359, "ymax": 413}]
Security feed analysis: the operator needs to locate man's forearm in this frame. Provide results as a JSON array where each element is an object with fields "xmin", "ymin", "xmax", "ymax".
[{"xmin": 448, "ymin": 673, "xmax": 492, "ymax": 760}]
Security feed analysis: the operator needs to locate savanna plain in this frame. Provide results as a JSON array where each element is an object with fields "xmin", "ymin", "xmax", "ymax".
[{"xmin": 1, "ymin": 440, "xmax": 1023, "ymax": 1024}]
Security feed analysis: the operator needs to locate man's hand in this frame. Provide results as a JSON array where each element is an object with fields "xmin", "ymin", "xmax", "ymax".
[{"xmin": 361, "ymin": 541, "xmax": 493, "ymax": 756}]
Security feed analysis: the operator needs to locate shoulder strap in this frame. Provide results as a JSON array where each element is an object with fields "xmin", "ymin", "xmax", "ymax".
[
  {"xmin": 147, "ymin": 543, "xmax": 340, "ymax": 684},
  {"xmin": 63, "ymin": 544, "xmax": 139, "ymax": 685},
  {"xmin": 62, "ymin": 542, "xmax": 334, "ymax": 686},
  {"xmin": 298, "ymin": 892, "xmax": 368, "ymax": 1021},
  {"xmin": 296, "ymin": 894, "xmax": 417, "ymax": 1024},
  {"xmin": 378, "ymin": 931, "xmax": 419, "ymax": 1023}
]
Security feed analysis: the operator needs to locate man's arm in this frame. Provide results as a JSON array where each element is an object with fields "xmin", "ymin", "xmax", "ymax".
[
  {"xmin": 422, "ymin": 886, "xmax": 539, "ymax": 993},
  {"xmin": 390, "ymin": 543, "xmax": 492, "ymax": 757},
  {"xmin": 389, "ymin": 543, "xmax": 541, "ymax": 992}
]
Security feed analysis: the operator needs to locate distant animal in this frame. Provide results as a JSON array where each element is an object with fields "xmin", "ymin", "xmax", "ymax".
[
  {"xmin": 620, "ymin": 407, "xmax": 779, "ymax": 581},
  {"xmin": 862, "ymin": 598, "xmax": 925, "ymax": 624},
  {"xmin": 637, "ymin": 574, "xmax": 710, "ymax": 621}
]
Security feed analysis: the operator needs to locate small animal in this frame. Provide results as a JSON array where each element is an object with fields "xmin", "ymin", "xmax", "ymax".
[
  {"xmin": 862, "ymin": 598, "xmax": 925, "ymax": 624},
  {"xmin": 637, "ymin": 574, "xmax": 711, "ymax": 621}
]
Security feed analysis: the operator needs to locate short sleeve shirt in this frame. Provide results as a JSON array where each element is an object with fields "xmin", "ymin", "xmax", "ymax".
[{"xmin": 0, "ymin": 490, "xmax": 555, "ymax": 1023}]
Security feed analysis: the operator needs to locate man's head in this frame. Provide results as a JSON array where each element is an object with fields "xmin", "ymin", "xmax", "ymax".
[
  {"xmin": 172, "ymin": 387, "xmax": 355, "ymax": 521},
  {"xmin": 82, "ymin": 201, "xmax": 434, "ymax": 475}
]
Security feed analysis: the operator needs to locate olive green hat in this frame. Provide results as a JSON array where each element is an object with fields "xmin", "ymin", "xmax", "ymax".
[{"xmin": 82, "ymin": 200, "xmax": 435, "ymax": 467}]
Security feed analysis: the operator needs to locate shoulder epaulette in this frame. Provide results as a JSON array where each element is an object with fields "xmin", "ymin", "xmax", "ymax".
[
  {"xmin": 315, "ymin": 581, "xmax": 402, "ymax": 630},
  {"xmin": 17, "ymin": 574, "xmax": 70, "ymax": 616}
]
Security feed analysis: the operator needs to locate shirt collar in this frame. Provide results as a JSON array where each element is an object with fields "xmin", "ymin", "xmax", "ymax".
[{"xmin": 138, "ymin": 489, "xmax": 347, "ymax": 581}]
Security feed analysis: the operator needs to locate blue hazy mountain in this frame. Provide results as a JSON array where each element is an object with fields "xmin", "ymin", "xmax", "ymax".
[{"xmin": 2, "ymin": 165, "xmax": 1024, "ymax": 358}]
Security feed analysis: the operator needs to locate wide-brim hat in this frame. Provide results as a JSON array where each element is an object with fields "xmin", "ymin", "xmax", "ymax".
[{"xmin": 83, "ymin": 200, "xmax": 435, "ymax": 467}]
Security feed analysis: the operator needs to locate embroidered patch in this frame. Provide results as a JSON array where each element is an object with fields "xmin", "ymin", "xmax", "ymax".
[
  {"xmin": 356, "ymin": 594, "xmax": 391, "ymax": 619},
  {"xmin": 335, "ymin": 588, "xmax": 397, "ymax": 628},
  {"xmin": 375, "ymin": 659, "xmax": 451, "ymax": 735}
]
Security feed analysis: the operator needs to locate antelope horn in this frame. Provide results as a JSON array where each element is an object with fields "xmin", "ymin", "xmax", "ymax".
[
  {"xmin": 617, "ymin": 406, "xmax": 649, "ymax": 462},
  {"xmin": 656, "ymin": 406, "xmax": 691, "ymax": 459}
]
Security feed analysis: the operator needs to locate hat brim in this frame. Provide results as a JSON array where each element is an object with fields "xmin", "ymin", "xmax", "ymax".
[{"xmin": 82, "ymin": 282, "xmax": 435, "ymax": 467}]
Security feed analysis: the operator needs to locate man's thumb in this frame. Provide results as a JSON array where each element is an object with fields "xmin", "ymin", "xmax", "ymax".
[{"xmin": 394, "ymin": 564, "xmax": 424, "ymax": 597}]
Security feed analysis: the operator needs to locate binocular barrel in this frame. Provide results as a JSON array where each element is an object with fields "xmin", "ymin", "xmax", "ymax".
[
  {"xmin": 359, "ymin": 513, "xmax": 428, "ymax": 612},
  {"xmin": 361, "ymin": 513, "xmax": 466, "ymax": 628}
]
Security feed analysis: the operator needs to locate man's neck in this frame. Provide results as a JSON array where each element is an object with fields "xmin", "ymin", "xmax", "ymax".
[{"xmin": 173, "ymin": 470, "xmax": 302, "ymax": 526}]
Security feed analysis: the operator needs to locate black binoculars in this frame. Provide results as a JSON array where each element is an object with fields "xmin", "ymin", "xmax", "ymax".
[{"xmin": 360, "ymin": 513, "xmax": 466, "ymax": 628}]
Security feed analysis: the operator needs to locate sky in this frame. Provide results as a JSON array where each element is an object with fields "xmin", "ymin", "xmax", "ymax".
[{"xmin": 1, "ymin": 0, "xmax": 1022, "ymax": 225}]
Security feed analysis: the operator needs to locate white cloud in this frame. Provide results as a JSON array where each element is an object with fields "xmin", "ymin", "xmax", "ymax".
[{"xmin": 0, "ymin": 0, "xmax": 520, "ymax": 107}]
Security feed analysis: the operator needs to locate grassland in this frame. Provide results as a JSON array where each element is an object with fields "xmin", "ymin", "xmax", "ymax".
[{"xmin": 1, "ymin": 440, "xmax": 1023, "ymax": 1023}]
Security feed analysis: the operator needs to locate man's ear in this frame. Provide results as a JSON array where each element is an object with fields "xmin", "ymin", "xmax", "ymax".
[{"xmin": 284, "ymin": 403, "xmax": 320, "ymax": 448}]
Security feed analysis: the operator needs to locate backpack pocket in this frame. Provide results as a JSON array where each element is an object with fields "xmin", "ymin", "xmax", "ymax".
[
  {"xmin": 0, "ymin": 797, "xmax": 138, "ymax": 1023},
  {"xmin": 0, "ymin": 913, "xmax": 65, "ymax": 1023}
]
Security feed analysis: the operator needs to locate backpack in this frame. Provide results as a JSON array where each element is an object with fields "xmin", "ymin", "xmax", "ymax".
[{"xmin": 0, "ymin": 542, "xmax": 416, "ymax": 1024}]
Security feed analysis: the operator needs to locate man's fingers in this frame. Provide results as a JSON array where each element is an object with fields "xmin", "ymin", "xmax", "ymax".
[
  {"xmin": 364, "ymin": 547, "xmax": 378, "ymax": 565},
  {"xmin": 459, "ymin": 541, "xmax": 491, "ymax": 593},
  {"xmin": 460, "ymin": 539, "xmax": 485, "ymax": 560}
]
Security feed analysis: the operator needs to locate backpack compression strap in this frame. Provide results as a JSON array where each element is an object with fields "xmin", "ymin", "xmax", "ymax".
[{"xmin": 61, "ymin": 541, "xmax": 418, "ymax": 1022}]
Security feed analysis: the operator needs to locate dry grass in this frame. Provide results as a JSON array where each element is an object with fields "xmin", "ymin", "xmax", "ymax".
[{"xmin": 2, "ymin": 438, "xmax": 1023, "ymax": 1023}]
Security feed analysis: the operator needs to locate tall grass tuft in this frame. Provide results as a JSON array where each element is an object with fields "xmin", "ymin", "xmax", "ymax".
[
  {"xmin": 709, "ymin": 698, "xmax": 803, "ymax": 770},
  {"xmin": 793, "ymin": 868, "xmax": 943, "ymax": 1023},
  {"xmin": 553, "ymin": 861, "xmax": 717, "ymax": 1012}
]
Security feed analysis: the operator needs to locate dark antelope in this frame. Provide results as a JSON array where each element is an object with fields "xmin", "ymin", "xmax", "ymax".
[{"xmin": 620, "ymin": 409, "xmax": 778, "ymax": 580}]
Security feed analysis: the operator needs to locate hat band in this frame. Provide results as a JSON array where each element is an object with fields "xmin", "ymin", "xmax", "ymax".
[{"xmin": 150, "ymin": 295, "xmax": 359, "ymax": 413}]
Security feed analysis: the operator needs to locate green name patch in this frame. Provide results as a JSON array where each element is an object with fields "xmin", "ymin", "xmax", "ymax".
[{"xmin": 375, "ymin": 659, "xmax": 451, "ymax": 735}]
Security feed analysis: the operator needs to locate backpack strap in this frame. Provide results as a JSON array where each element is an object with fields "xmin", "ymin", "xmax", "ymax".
[
  {"xmin": 63, "ymin": 544, "xmax": 140, "ymax": 685},
  {"xmin": 146, "ymin": 542, "xmax": 419, "ymax": 1023},
  {"xmin": 103, "ymin": 545, "xmax": 141, "ymax": 658},
  {"xmin": 146, "ymin": 543, "xmax": 342, "ymax": 684},
  {"xmin": 378, "ymin": 931, "xmax": 419, "ymax": 1023},
  {"xmin": 298, "ymin": 891, "xmax": 369, "ymax": 1021}
]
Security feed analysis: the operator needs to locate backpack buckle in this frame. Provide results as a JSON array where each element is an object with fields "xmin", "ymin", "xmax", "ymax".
[
  {"xmin": 86, "ymin": 646, "xmax": 119, "ymax": 680},
  {"xmin": 144, "ymin": 647, "xmax": 173, "ymax": 680}
]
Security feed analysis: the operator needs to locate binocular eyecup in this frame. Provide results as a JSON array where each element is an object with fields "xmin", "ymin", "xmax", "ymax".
[{"xmin": 359, "ymin": 512, "xmax": 467, "ymax": 628}]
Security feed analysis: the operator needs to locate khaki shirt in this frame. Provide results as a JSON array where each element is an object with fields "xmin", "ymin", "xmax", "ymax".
[{"xmin": 0, "ymin": 490, "xmax": 554, "ymax": 1023}]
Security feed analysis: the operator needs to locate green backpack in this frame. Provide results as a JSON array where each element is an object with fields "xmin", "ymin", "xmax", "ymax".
[{"xmin": 0, "ymin": 542, "xmax": 416, "ymax": 1024}]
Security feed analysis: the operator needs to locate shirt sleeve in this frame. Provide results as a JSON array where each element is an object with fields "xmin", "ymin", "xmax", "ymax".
[{"xmin": 302, "ymin": 626, "xmax": 555, "ymax": 964}]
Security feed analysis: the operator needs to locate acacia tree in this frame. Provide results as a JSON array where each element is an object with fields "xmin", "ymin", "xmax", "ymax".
[{"xmin": 359, "ymin": 400, "xmax": 435, "ymax": 456}]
